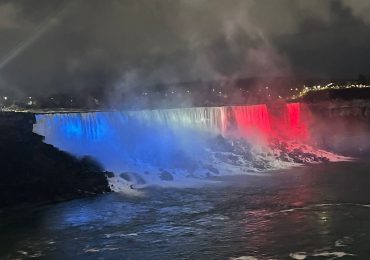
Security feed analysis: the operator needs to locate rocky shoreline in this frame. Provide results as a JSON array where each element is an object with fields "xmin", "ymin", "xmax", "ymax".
[{"xmin": 0, "ymin": 112, "xmax": 111, "ymax": 208}]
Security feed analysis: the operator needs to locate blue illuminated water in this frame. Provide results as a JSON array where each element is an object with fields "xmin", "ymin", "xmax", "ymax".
[{"xmin": 34, "ymin": 111, "xmax": 210, "ymax": 173}]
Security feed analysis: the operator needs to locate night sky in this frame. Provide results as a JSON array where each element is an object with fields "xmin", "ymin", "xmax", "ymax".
[{"xmin": 0, "ymin": 0, "xmax": 370, "ymax": 98}]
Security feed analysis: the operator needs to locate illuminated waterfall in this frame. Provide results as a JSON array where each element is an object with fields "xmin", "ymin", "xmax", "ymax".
[
  {"xmin": 285, "ymin": 103, "xmax": 308, "ymax": 140},
  {"xmin": 229, "ymin": 104, "xmax": 271, "ymax": 138},
  {"xmin": 127, "ymin": 107, "xmax": 228, "ymax": 135},
  {"xmin": 34, "ymin": 108, "xmax": 229, "ymax": 173},
  {"xmin": 33, "ymin": 103, "xmax": 309, "ymax": 176}
]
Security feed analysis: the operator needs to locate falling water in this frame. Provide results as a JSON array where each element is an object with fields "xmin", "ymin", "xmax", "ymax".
[
  {"xmin": 127, "ymin": 107, "xmax": 228, "ymax": 135},
  {"xmin": 285, "ymin": 103, "xmax": 308, "ymax": 141},
  {"xmin": 33, "ymin": 103, "xmax": 313, "ymax": 186},
  {"xmin": 229, "ymin": 104, "xmax": 272, "ymax": 139}
]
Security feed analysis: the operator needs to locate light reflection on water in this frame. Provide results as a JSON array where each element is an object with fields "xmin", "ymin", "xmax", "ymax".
[{"xmin": 1, "ymin": 161, "xmax": 370, "ymax": 259}]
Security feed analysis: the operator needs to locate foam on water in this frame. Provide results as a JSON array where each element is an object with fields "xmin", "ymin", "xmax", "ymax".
[{"xmin": 290, "ymin": 251, "xmax": 356, "ymax": 259}]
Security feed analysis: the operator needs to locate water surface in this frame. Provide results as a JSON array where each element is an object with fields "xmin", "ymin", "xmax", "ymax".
[{"xmin": 1, "ymin": 161, "xmax": 370, "ymax": 259}]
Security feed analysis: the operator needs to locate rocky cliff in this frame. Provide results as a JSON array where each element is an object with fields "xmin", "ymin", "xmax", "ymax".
[
  {"xmin": 0, "ymin": 112, "xmax": 111, "ymax": 208},
  {"xmin": 307, "ymin": 100, "xmax": 370, "ymax": 156}
]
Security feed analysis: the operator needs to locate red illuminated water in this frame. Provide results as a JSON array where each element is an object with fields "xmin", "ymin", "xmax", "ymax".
[
  {"xmin": 229, "ymin": 104, "xmax": 272, "ymax": 138},
  {"xmin": 225, "ymin": 103, "xmax": 308, "ymax": 141},
  {"xmin": 285, "ymin": 103, "xmax": 308, "ymax": 141}
]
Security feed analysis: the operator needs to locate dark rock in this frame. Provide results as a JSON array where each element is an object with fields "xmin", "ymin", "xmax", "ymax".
[
  {"xmin": 318, "ymin": 156, "xmax": 330, "ymax": 162},
  {"xmin": 80, "ymin": 156, "xmax": 104, "ymax": 172},
  {"xmin": 0, "ymin": 112, "xmax": 111, "ymax": 208},
  {"xmin": 104, "ymin": 171, "xmax": 115, "ymax": 178},
  {"xmin": 252, "ymin": 160, "xmax": 268, "ymax": 170},
  {"xmin": 292, "ymin": 157, "xmax": 304, "ymax": 164},
  {"xmin": 279, "ymin": 154, "xmax": 291, "ymax": 162}
]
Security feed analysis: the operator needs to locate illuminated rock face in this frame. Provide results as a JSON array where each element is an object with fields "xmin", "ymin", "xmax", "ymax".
[{"xmin": 33, "ymin": 103, "xmax": 308, "ymax": 173}]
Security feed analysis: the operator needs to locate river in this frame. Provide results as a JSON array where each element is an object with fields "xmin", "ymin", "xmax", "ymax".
[{"xmin": 1, "ymin": 160, "xmax": 370, "ymax": 259}]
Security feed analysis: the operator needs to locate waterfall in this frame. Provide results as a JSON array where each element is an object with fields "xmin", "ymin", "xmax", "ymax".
[
  {"xmin": 127, "ymin": 107, "xmax": 228, "ymax": 135},
  {"xmin": 33, "ymin": 108, "xmax": 229, "ymax": 173},
  {"xmin": 33, "ymin": 103, "xmax": 313, "ymax": 186},
  {"xmin": 228, "ymin": 104, "xmax": 271, "ymax": 138},
  {"xmin": 285, "ymin": 103, "xmax": 308, "ymax": 140}
]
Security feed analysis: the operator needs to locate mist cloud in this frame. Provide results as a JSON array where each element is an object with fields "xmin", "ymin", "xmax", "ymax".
[
  {"xmin": 0, "ymin": 0, "xmax": 369, "ymax": 99},
  {"xmin": 0, "ymin": 2, "xmax": 21, "ymax": 29},
  {"xmin": 341, "ymin": 0, "xmax": 370, "ymax": 25}
]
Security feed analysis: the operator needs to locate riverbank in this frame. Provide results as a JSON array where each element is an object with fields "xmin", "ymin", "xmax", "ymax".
[{"xmin": 0, "ymin": 112, "xmax": 111, "ymax": 208}]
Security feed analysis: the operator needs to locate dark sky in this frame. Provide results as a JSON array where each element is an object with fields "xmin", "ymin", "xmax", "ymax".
[{"xmin": 0, "ymin": 0, "xmax": 370, "ymax": 98}]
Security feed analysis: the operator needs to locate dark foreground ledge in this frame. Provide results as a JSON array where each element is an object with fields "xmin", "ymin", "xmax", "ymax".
[{"xmin": 0, "ymin": 112, "xmax": 111, "ymax": 208}]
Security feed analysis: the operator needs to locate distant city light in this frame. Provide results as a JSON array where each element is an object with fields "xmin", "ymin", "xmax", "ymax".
[{"xmin": 292, "ymin": 83, "xmax": 370, "ymax": 99}]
